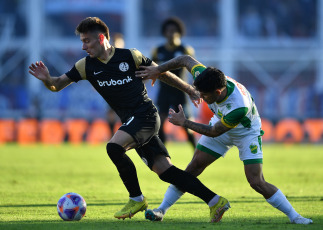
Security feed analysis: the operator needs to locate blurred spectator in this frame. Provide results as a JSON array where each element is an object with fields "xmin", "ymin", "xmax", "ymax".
[
  {"xmin": 238, "ymin": 0, "xmax": 317, "ymax": 38},
  {"xmin": 142, "ymin": 0, "xmax": 220, "ymax": 37},
  {"xmin": 0, "ymin": 0, "xmax": 322, "ymax": 123},
  {"xmin": 151, "ymin": 17, "xmax": 196, "ymax": 148},
  {"xmin": 240, "ymin": 6, "xmax": 262, "ymax": 37}
]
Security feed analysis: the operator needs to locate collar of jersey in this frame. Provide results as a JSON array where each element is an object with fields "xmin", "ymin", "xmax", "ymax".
[
  {"xmin": 216, "ymin": 80, "xmax": 235, "ymax": 104},
  {"xmin": 97, "ymin": 46, "xmax": 115, "ymax": 64}
]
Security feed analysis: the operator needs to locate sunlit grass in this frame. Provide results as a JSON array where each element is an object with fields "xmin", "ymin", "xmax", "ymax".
[{"xmin": 0, "ymin": 143, "xmax": 322, "ymax": 229}]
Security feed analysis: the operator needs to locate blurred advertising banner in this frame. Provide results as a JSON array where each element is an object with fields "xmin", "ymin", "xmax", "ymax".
[{"xmin": 1, "ymin": 118, "xmax": 323, "ymax": 145}]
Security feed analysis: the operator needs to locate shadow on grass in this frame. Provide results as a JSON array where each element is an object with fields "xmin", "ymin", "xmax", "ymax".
[
  {"xmin": 0, "ymin": 195, "xmax": 321, "ymax": 208},
  {"xmin": 0, "ymin": 216, "xmax": 321, "ymax": 230}
]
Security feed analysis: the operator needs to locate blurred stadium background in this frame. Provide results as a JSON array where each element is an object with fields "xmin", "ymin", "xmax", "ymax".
[{"xmin": 0, "ymin": 0, "xmax": 322, "ymax": 144}]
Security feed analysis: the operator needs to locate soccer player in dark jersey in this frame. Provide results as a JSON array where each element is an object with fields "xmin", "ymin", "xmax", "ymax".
[
  {"xmin": 152, "ymin": 17, "xmax": 196, "ymax": 148},
  {"xmin": 28, "ymin": 17, "xmax": 230, "ymax": 222}
]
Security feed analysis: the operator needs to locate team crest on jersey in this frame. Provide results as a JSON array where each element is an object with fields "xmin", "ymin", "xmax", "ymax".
[
  {"xmin": 119, "ymin": 62, "xmax": 129, "ymax": 72},
  {"xmin": 249, "ymin": 144, "xmax": 258, "ymax": 154},
  {"xmin": 194, "ymin": 71, "xmax": 200, "ymax": 78},
  {"xmin": 226, "ymin": 103, "xmax": 232, "ymax": 110}
]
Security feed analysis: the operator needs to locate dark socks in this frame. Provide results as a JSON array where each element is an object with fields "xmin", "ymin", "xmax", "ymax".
[
  {"xmin": 106, "ymin": 143, "xmax": 142, "ymax": 197},
  {"xmin": 159, "ymin": 165, "xmax": 216, "ymax": 204}
]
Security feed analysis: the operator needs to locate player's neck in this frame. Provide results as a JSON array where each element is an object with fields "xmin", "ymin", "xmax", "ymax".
[
  {"xmin": 99, "ymin": 42, "xmax": 112, "ymax": 61},
  {"xmin": 166, "ymin": 39, "xmax": 181, "ymax": 50},
  {"xmin": 216, "ymin": 87, "xmax": 228, "ymax": 103}
]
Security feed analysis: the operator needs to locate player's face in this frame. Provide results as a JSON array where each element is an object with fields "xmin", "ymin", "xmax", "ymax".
[
  {"xmin": 80, "ymin": 32, "xmax": 101, "ymax": 58},
  {"xmin": 199, "ymin": 89, "xmax": 222, "ymax": 104},
  {"xmin": 199, "ymin": 91, "xmax": 217, "ymax": 104},
  {"xmin": 164, "ymin": 24, "xmax": 181, "ymax": 43}
]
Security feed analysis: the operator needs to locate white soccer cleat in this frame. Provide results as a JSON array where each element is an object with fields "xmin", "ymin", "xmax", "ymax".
[
  {"xmin": 145, "ymin": 208, "xmax": 164, "ymax": 221},
  {"xmin": 291, "ymin": 215, "xmax": 313, "ymax": 225}
]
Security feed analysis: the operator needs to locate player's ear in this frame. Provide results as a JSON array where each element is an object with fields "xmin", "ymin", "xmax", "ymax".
[
  {"xmin": 215, "ymin": 89, "xmax": 222, "ymax": 95},
  {"xmin": 99, "ymin": 34, "xmax": 104, "ymax": 45}
]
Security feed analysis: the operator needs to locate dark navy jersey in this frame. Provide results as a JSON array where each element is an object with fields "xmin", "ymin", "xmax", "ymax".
[
  {"xmin": 152, "ymin": 44, "xmax": 194, "ymax": 97},
  {"xmin": 65, "ymin": 47, "xmax": 155, "ymax": 123}
]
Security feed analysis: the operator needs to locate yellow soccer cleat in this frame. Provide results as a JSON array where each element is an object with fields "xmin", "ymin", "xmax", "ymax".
[
  {"xmin": 114, "ymin": 197, "xmax": 148, "ymax": 220},
  {"xmin": 209, "ymin": 196, "xmax": 231, "ymax": 223}
]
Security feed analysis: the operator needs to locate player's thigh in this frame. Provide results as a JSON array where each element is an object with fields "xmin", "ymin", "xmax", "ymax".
[
  {"xmin": 185, "ymin": 148, "xmax": 218, "ymax": 177},
  {"xmin": 117, "ymin": 112, "xmax": 160, "ymax": 148},
  {"xmin": 109, "ymin": 130, "xmax": 137, "ymax": 150},
  {"xmin": 234, "ymin": 133, "xmax": 263, "ymax": 164},
  {"xmin": 197, "ymin": 132, "xmax": 233, "ymax": 160}
]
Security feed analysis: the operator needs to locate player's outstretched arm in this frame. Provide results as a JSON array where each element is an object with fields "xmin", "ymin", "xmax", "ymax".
[
  {"xmin": 159, "ymin": 70, "xmax": 201, "ymax": 107},
  {"xmin": 169, "ymin": 105, "xmax": 231, "ymax": 137},
  {"xmin": 137, "ymin": 61, "xmax": 201, "ymax": 107},
  {"xmin": 28, "ymin": 61, "xmax": 73, "ymax": 92},
  {"xmin": 157, "ymin": 55, "xmax": 202, "ymax": 74},
  {"xmin": 136, "ymin": 55, "xmax": 202, "ymax": 79}
]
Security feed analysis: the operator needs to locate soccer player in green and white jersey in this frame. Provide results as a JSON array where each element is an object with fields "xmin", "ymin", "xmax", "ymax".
[{"xmin": 136, "ymin": 55, "xmax": 313, "ymax": 225}]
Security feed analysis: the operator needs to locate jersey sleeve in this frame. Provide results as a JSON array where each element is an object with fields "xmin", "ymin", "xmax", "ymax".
[
  {"xmin": 130, "ymin": 48, "xmax": 152, "ymax": 69},
  {"xmin": 190, "ymin": 64, "xmax": 207, "ymax": 80},
  {"xmin": 65, "ymin": 57, "xmax": 86, "ymax": 82},
  {"xmin": 221, "ymin": 107, "xmax": 248, "ymax": 128}
]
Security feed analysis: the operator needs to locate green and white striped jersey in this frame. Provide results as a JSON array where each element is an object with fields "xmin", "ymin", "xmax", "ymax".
[{"xmin": 191, "ymin": 64, "xmax": 262, "ymax": 133}]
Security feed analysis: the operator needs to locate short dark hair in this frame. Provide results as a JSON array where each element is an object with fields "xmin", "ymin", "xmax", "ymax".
[
  {"xmin": 161, "ymin": 17, "xmax": 185, "ymax": 37},
  {"xmin": 75, "ymin": 17, "xmax": 110, "ymax": 41},
  {"xmin": 193, "ymin": 67, "xmax": 227, "ymax": 93}
]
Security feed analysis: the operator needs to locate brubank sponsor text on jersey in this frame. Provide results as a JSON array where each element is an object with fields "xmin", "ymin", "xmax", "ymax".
[{"xmin": 97, "ymin": 76, "xmax": 132, "ymax": 87}]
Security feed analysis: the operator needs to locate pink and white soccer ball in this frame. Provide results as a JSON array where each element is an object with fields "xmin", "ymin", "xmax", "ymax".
[{"xmin": 57, "ymin": 192, "xmax": 87, "ymax": 221}]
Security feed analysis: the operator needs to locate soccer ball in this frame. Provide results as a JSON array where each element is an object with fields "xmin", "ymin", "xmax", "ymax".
[{"xmin": 57, "ymin": 192, "xmax": 87, "ymax": 221}]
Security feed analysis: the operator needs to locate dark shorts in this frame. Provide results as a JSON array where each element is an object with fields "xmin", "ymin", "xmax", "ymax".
[
  {"xmin": 118, "ymin": 111, "xmax": 160, "ymax": 146},
  {"xmin": 118, "ymin": 111, "xmax": 170, "ymax": 169}
]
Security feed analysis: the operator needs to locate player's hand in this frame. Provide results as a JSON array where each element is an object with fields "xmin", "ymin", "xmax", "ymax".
[
  {"xmin": 188, "ymin": 88, "xmax": 202, "ymax": 108},
  {"xmin": 135, "ymin": 65, "xmax": 160, "ymax": 86},
  {"xmin": 28, "ymin": 61, "xmax": 50, "ymax": 81},
  {"xmin": 168, "ymin": 104, "xmax": 186, "ymax": 127}
]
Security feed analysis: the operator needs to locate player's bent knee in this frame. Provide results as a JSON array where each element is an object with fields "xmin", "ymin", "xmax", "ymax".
[
  {"xmin": 248, "ymin": 179, "xmax": 265, "ymax": 192},
  {"xmin": 106, "ymin": 142, "xmax": 125, "ymax": 158},
  {"xmin": 135, "ymin": 135, "xmax": 170, "ymax": 170}
]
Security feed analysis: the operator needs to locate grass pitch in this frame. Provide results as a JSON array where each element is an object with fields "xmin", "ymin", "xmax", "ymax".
[{"xmin": 0, "ymin": 142, "xmax": 322, "ymax": 230}]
